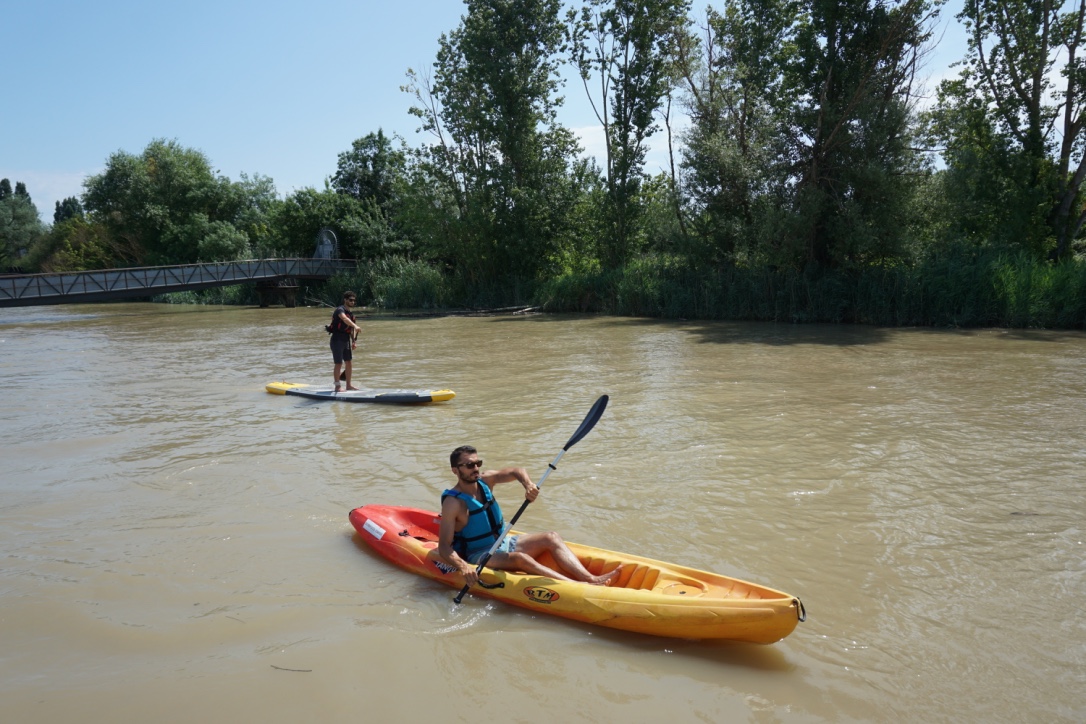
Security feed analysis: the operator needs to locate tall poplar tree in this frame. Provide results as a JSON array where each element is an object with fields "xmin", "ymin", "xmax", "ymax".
[
  {"xmin": 780, "ymin": 0, "xmax": 937, "ymax": 269},
  {"xmin": 0, "ymin": 178, "xmax": 43, "ymax": 267},
  {"xmin": 569, "ymin": 0, "xmax": 692, "ymax": 268},
  {"xmin": 929, "ymin": 0, "xmax": 1086, "ymax": 259},
  {"xmin": 54, "ymin": 197, "xmax": 85, "ymax": 225},
  {"xmin": 674, "ymin": 2, "xmax": 795, "ymax": 264},
  {"xmin": 405, "ymin": 0, "xmax": 581, "ymax": 281},
  {"xmin": 674, "ymin": 0, "xmax": 936, "ymax": 270}
]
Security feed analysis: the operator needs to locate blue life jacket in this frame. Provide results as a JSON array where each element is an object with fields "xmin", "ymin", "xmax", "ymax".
[{"xmin": 441, "ymin": 481, "xmax": 505, "ymax": 559}]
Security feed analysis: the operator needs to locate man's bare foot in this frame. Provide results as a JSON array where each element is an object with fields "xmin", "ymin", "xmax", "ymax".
[
  {"xmin": 588, "ymin": 565, "xmax": 623, "ymax": 586},
  {"xmin": 334, "ymin": 386, "xmax": 342, "ymax": 393},
  {"xmin": 346, "ymin": 385, "xmax": 359, "ymax": 391}
]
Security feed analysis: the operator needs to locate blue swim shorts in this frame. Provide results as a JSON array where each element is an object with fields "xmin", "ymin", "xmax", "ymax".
[{"xmin": 466, "ymin": 535, "xmax": 518, "ymax": 565}]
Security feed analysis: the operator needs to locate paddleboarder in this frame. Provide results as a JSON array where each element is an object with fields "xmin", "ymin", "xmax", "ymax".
[
  {"xmin": 438, "ymin": 445, "xmax": 620, "ymax": 587},
  {"xmin": 328, "ymin": 291, "xmax": 362, "ymax": 392}
]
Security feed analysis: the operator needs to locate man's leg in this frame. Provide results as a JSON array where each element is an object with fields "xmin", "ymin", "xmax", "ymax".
[
  {"xmin": 344, "ymin": 360, "xmax": 358, "ymax": 390},
  {"xmin": 486, "ymin": 550, "xmax": 579, "ymax": 582},
  {"xmin": 510, "ymin": 532, "xmax": 620, "ymax": 585},
  {"xmin": 332, "ymin": 338, "xmax": 344, "ymax": 390}
]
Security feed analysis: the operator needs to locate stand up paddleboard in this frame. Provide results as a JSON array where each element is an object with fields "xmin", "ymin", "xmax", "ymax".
[{"xmin": 266, "ymin": 382, "xmax": 455, "ymax": 404}]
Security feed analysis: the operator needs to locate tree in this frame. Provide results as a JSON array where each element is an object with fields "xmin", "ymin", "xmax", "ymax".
[
  {"xmin": 82, "ymin": 139, "xmax": 259, "ymax": 264},
  {"xmin": 789, "ymin": 0, "xmax": 938, "ymax": 268},
  {"xmin": 674, "ymin": 3, "xmax": 795, "ymax": 264},
  {"xmin": 25, "ymin": 217, "xmax": 129, "ymax": 273},
  {"xmin": 227, "ymin": 173, "xmax": 280, "ymax": 257},
  {"xmin": 929, "ymin": 0, "xmax": 1086, "ymax": 259},
  {"xmin": 272, "ymin": 187, "xmax": 409, "ymax": 262},
  {"xmin": 54, "ymin": 196, "xmax": 84, "ymax": 225},
  {"xmin": 331, "ymin": 129, "xmax": 407, "ymax": 212},
  {"xmin": 672, "ymin": 0, "xmax": 938, "ymax": 270},
  {"xmin": 404, "ymin": 0, "xmax": 582, "ymax": 281},
  {"xmin": 569, "ymin": 0, "xmax": 693, "ymax": 268},
  {"xmin": 330, "ymin": 130, "xmax": 415, "ymax": 257},
  {"xmin": 0, "ymin": 178, "xmax": 43, "ymax": 267}
]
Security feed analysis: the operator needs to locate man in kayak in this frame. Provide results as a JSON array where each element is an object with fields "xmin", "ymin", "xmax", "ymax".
[
  {"xmin": 438, "ymin": 445, "xmax": 620, "ymax": 587},
  {"xmin": 328, "ymin": 291, "xmax": 362, "ymax": 392}
]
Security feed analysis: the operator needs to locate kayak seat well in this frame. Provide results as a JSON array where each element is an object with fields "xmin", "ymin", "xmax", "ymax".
[
  {"xmin": 618, "ymin": 564, "xmax": 659, "ymax": 590},
  {"xmin": 582, "ymin": 560, "xmax": 707, "ymax": 594}
]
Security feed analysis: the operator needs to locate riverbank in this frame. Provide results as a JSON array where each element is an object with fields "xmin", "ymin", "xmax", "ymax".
[{"xmin": 157, "ymin": 249, "xmax": 1086, "ymax": 330}]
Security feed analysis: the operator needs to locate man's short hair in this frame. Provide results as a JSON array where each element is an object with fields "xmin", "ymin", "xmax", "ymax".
[{"xmin": 450, "ymin": 445, "xmax": 477, "ymax": 468}]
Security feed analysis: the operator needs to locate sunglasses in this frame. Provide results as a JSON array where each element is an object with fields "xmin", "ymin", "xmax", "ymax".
[{"xmin": 457, "ymin": 460, "xmax": 484, "ymax": 469}]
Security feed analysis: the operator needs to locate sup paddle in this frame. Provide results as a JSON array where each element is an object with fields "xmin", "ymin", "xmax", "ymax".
[{"xmin": 452, "ymin": 394, "xmax": 609, "ymax": 604}]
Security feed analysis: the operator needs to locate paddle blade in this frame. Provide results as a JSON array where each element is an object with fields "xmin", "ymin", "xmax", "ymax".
[{"xmin": 563, "ymin": 394, "xmax": 608, "ymax": 450}]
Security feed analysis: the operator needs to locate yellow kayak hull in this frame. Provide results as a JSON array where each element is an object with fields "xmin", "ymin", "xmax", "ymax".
[{"xmin": 349, "ymin": 505, "xmax": 804, "ymax": 643}]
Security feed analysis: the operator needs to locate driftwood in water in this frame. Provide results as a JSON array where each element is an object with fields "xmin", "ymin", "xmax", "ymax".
[{"xmin": 365, "ymin": 305, "xmax": 542, "ymax": 318}]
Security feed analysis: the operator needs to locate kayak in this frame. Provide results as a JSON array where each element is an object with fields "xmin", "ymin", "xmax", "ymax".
[
  {"xmin": 349, "ymin": 504, "xmax": 805, "ymax": 643},
  {"xmin": 266, "ymin": 381, "xmax": 455, "ymax": 404}
]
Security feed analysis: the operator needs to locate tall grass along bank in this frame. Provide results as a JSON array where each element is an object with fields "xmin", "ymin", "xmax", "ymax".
[{"xmin": 535, "ymin": 252, "xmax": 1086, "ymax": 329}]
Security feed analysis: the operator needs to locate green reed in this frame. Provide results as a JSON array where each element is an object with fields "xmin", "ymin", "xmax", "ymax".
[{"xmin": 535, "ymin": 252, "xmax": 1086, "ymax": 329}]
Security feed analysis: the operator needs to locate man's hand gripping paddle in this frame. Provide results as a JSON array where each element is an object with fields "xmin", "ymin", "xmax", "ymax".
[{"xmin": 452, "ymin": 395, "xmax": 609, "ymax": 604}]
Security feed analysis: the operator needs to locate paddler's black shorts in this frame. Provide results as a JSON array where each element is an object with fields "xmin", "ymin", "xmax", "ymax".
[{"xmin": 330, "ymin": 334, "xmax": 353, "ymax": 364}]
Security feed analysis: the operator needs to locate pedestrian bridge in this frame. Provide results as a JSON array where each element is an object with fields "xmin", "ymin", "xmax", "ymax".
[{"xmin": 0, "ymin": 258, "xmax": 355, "ymax": 308}]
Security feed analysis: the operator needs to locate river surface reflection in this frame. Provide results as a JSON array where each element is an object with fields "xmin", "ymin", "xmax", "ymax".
[{"xmin": 1, "ymin": 303, "xmax": 1083, "ymax": 722}]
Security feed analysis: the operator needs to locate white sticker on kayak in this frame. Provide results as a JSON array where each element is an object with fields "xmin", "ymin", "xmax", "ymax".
[{"xmin": 362, "ymin": 519, "xmax": 386, "ymax": 540}]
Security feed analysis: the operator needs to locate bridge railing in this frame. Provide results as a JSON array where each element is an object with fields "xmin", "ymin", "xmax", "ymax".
[{"xmin": 0, "ymin": 258, "xmax": 356, "ymax": 308}]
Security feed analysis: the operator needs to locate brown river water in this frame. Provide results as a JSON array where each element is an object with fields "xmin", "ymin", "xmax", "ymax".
[{"xmin": 1, "ymin": 303, "xmax": 1083, "ymax": 722}]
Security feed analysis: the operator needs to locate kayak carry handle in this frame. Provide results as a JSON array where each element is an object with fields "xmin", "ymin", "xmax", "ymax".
[{"xmin": 793, "ymin": 598, "xmax": 807, "ymax": 622}]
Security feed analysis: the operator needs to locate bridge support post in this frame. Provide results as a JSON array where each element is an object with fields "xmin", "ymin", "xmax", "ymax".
[{"xmin": 256, "ymin": 280, "xmax": 299, "ymax": 308}]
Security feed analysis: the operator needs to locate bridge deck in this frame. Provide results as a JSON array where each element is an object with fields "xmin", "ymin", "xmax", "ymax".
[{"xmin": 0, "ymin": 258, "xmax": 355, "ymax": 308}]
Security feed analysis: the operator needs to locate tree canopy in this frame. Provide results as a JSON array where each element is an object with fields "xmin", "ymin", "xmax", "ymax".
[
  {"xmin": 0, "ymin": 178, "xmax": 43, "ymax": 268},
  {"xmin": 926, "ymin": 0, "xmax": 1086, "ymax": 260},
  {"xmin": 13, "ymin": 0, "xmax": 1086, "ymax": 327}
]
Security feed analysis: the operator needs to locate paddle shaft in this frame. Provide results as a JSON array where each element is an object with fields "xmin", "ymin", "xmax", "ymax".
[{"xmin": 452, "ymin": 395, "xmax": 608, "ymax": 604}]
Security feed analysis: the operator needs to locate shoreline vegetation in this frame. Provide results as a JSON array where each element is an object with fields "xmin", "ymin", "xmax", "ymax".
[
  {"xmin": 11, "ymin": 2, "xmax": 1086, "ymax": 333},
  {"xmin": 156, "ymin": 249, "xmax": 1086, "ymax": 330}
]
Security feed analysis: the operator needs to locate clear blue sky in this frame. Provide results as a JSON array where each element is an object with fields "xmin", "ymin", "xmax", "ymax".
[{"xmin": 1, "ymin": 0, "xmax": 966, "ymax": 222}]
